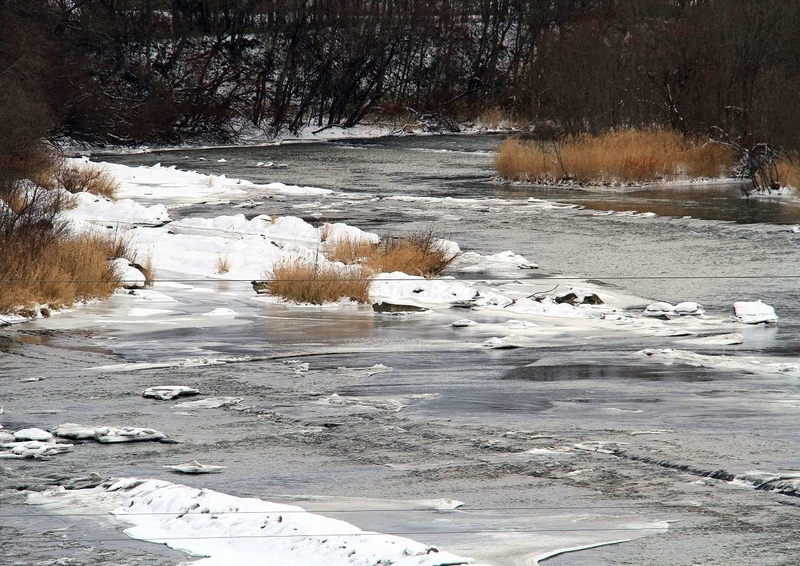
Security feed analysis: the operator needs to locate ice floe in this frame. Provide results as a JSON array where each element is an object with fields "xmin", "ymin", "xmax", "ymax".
[
  {"xmin": 143, "ymin": 386, "xmax": 201, "ymax": 401},
  {"xmin": 54, "ymin": 423, "xmax": 167, "ymax": 443},
  {"xmin": 636, "ymin": 349, "xmax": 800, "ymax": 376},
  {"xmin": 732, "ymin": 300, "xmax": 778, "ymax": 324},
  {"xmin": 164, "ymin": 461, "xmax": 226, "ymax": 474},
  {"xmin": 0, "ymin": 439, "xmax": 73, "ymax": 459},
  {"xmin": 172, "ymin": 397, "xmax": 242, "ymax": 409},
  {"xmin": 29, "ymin": 478, "xmax": 481, "ymax": 566},
  {"xmin": 13, "ymin": 428, "xmax": 53, "ymax": 441}
]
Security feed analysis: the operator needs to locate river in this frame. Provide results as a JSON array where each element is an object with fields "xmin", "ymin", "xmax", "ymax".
[{"xmin": 1, "ymin": 134, "xmax": 799, "ymax": 565}]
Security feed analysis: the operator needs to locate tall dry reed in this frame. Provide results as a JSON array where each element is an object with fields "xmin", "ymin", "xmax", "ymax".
[
  {"xmin": 265, "ymin": 259, "xmax": 372, "ymax": 304},
  {"xmin": 495, "ymin": 130, "xmax": 735, "ymax": 184},
  {"xmin": 325, "ymin": 229, "xmax": 456, "ymax": 278}
]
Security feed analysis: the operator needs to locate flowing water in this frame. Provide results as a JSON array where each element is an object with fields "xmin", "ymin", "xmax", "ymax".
[{"xmin": 2, "ymin": 135, "xmax": 799, "ymax": 565}]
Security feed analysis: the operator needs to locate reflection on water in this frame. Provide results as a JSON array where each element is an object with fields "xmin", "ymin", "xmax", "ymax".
[{"xmin": 497, "ymin": 182, "xmax": 800, "ymax": 225}]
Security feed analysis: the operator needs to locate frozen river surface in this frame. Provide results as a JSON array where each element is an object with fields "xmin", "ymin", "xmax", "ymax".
[{"xmin": 2, "ymin": 135, "xmax": 800, "ymax": 565}]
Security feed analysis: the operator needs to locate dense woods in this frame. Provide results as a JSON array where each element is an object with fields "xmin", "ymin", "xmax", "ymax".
[{"xmin": 1, "ymin": 0, "xmax": 799, "ymax": 153}]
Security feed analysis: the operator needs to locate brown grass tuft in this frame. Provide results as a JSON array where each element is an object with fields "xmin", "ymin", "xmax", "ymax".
[
  {"xmin": 324, "ymin": 236, "xmax": 378, "ymax": 264},
  {"xmin": 495, "ymin": 129, "xmax": 735, "ymax": 185},
  {"xmin": 0, "ymin": 231, "xmax": 121, "ymax": 314},
  {"xmin": 214, "ymin": 254, "xmax": 231, "ymax": 274},
  {"xmin": 776, "ymin": 155, "xmax": 800, "ymax": 190},
  {"xmin": 265, "ymin": 258, "xmax": 372, "ymax": 305},
  {"xmin": 56, "ymin": 163, "xmax": 118, "ymax": 198},
  {"xmin": 325, "ymin": 229, "xmax": 457, "ymax": 278}
]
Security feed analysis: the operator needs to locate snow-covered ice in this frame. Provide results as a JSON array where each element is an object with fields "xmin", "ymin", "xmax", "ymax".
[
  {"xmin": 29, "ymin": 478, "xmax": 482, "ymax": 566},
  {"xmin": 732, "ymin": 300, "xmax": 778, "ymax": 324}
]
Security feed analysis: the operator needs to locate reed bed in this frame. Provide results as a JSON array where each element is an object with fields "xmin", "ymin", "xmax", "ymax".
[{"xmin": 495, "ymin": 129, "xmax": 735, "ymax": 184}]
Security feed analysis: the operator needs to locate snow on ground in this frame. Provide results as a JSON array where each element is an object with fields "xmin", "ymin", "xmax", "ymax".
[{"xmin": 29, "ymin": 478, "xmax": 483, "ymax": 566}]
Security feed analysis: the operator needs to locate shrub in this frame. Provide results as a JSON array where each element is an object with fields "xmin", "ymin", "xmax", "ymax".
[
  {"xmin": 0, "ymin": 230, "xmax": 121, "ymax": 314},
  {"xmin": 265, "ymin": 258, "xmax": 372, "ymax": 304},
  {"xmin": 325, "ymin": 229, "xmax": 457, "ymax": 278},
  {"xmin": 56, "ymin": 162, "xmax": 118, "ymax": 198},
  {"xmin": 495, "ymin": 129, "xmax": 735, "ymax": 184}
]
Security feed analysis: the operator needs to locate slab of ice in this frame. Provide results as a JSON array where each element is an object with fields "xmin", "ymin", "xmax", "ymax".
[
  {"xmin": 673, "ymin": 301, "xmax": 704, "ymax": 316},
  {"xmin": 164, "ymin": 461, "xmax": 226, "ymax": 474},
  {"xmin": 482, "ymin": 250, "xmax": 538, "ymax": 269},
  {"xmin": 370, "ymin": 272, "xmax": 478, "ymax": 306},
  {"xmin": 642, "ymin": 302, "xmax": 674, "ymax": 317},
  {"xmin": 733, "ymin": 300, "xmax": 778, "ymax": 324},
  {"xmin": 54, "ymin": 423, "xmax": 166, "ymax": 443},
  {"xmin": 201, "ymin": 308, "xmax": 237, "ymax": 317},
  {"xmin": 636, "ymin": 349, "xmax": 800, "ymax": 376},
  {"xmin": 29, "ymin": 478, "xmax": 480, "ymax": 566},
  {"xmin": 172, "ymin": 397, "xmax": 242, "ymax": 409},
  {"xmin": 0, "ymin": 440, "xmax": 73, "ymax": 459},
  {"xmin": 452, "ymin": 319, "xmax": 478, "ymax": 327},
  {"xmin": 13, "ymin": 428, "xmax": 53, "ymax": 441},
  {"xmin": 143, "ymin": 386, "xmax": 200, "ymax": 401}
]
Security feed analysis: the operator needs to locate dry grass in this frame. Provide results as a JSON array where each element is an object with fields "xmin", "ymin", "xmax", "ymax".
[
  {"xmin": 476, "ymin": 107, "xmax": 506, "ymax": 130},
  {"xmin": 325, "ymin": 230, "xmax": 456, "ymax": 278},
  {"xmin": 214, "ymin": 254, "xmax": 231, "ymax": 274},
  {"xmin": 56, "ymin": 163, "xmax": 118, "ymax": 198},
  {"xmin": 325, "ymin": 237, "xmax": 378, "ymax": 264},
  {"xmin": 265, "ymin": 258, "xmax": 372, "ymax": 304},
  {"xmin": 0, "ymin": 231, "xmax": 121, "ymax": 314},
  {"xmin": 495, "ymin": 129, "xmax": 735, "ymax": 184},
  {"xmin": 776, "ymin": 155, "xmax": 800, "ymax": 190}
]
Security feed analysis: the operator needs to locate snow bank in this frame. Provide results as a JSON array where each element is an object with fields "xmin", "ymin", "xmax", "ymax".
[
  {"xmin": 370, "ymin": 273, "xmax": 478, "ymax": 306},
  {"xmin": 30, "ymin": 478, "xmax": 480, "ymax": 566},
  {"xmin": 69, "ymin": 159, "xmax": 246, "ymax": 203},
  {"xmin": 321, "ymin": 222, "xmax": 380, "ymax": 244},
  {"xmin": 733, "ymin": 300, "xmax": 778, "ymax": 324},
  {"xmin": 63, "ymin": 192, "xmax": 170, "ymax": 226}
]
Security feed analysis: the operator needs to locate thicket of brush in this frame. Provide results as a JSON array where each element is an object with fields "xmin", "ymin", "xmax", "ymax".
[
  {"xmin": 0, "ymin": 149, "xmax": 130, "ymax": 315},
  {"xmin": 495, "ymin": 130, "xmax": 736, "ymax": 185},
  {"xmin": 265, "ymin": 259, "xmax": 372, "ymax": 305},
  {"xmin": 325, "ymin": 230, "xmax": 456, "ymax": 278},
  {"xmin": 265, "ymin": 230, "xmax": 458, "ymax": 305}
]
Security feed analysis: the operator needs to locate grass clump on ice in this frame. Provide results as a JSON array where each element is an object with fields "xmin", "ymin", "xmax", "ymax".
[
  {"xmin": 495, "ymin": 129, "xmax": 735, "ymax": 185},
  {"xmin": 55, "ymin": 161, "xmax": 119, "ymax": 199},
  {"xmin": 325, "ymin": 228, "xmax": 457, "ymax": 278},
  {"xmin": 265, "ymin": 259, "xmax": 372, "ymax": 305}
]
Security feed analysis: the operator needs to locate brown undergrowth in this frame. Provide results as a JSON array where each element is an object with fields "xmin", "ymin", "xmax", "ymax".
[
  {"xmin": 0, "ymin": 157, "xmax": 133, "ymax": 314},
  {"xmin": 325, "ymin": 229, "xmax": 456, "ymax": 278},
  {"xmin": 266, "ymin": 229, "xmax": 458, "ymax": 304},
  {"xmin": 265, "ymin": 259, "xmax": 372, "ymax": 305},
  {"xmin": 496, "ymin": 129, "xmax": 735, "ymax": 184}
]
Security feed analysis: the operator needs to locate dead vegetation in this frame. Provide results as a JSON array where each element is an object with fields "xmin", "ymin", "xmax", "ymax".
[
  {"xmin": 265, "ymin": 258, "xmax": 372, "ymax": 305},
  {"xmin": 325, "ymin": 229, "xmax": 456, "ymax": 278},
  {"xmin": 776, "ymin": 156, "xmax": 800, "ymax": 190},
  {"xmin": 0, "ymin": 230, "xmax": 123, "ymax": 314},
  {"xmin": 495, "ymin": 130, "xmax": 735, "ymax": 185},
  {"xmin": 265, "ymin": 230, "xmax": 457, "ymax": 305},
  {"xmin": 214, "ymin": 254, "xmax": 231, "ymax": 274},
  {"xmin": 0, "ymin": 165, "xmax": 136, "ymax": 315},
  {"xmin": 56, "ymin": 162, "xmax": 119, "ymax": 198}
]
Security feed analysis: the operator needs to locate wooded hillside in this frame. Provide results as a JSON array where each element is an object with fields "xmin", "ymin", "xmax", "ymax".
[{"xmin": 1, "ymin": 0, "xmax": 798, "ymax": 151}]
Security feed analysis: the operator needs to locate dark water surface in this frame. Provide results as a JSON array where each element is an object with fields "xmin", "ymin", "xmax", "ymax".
[{"xmin": 102, "ymin": 134, "xmax": 800, "ymax": 225}]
